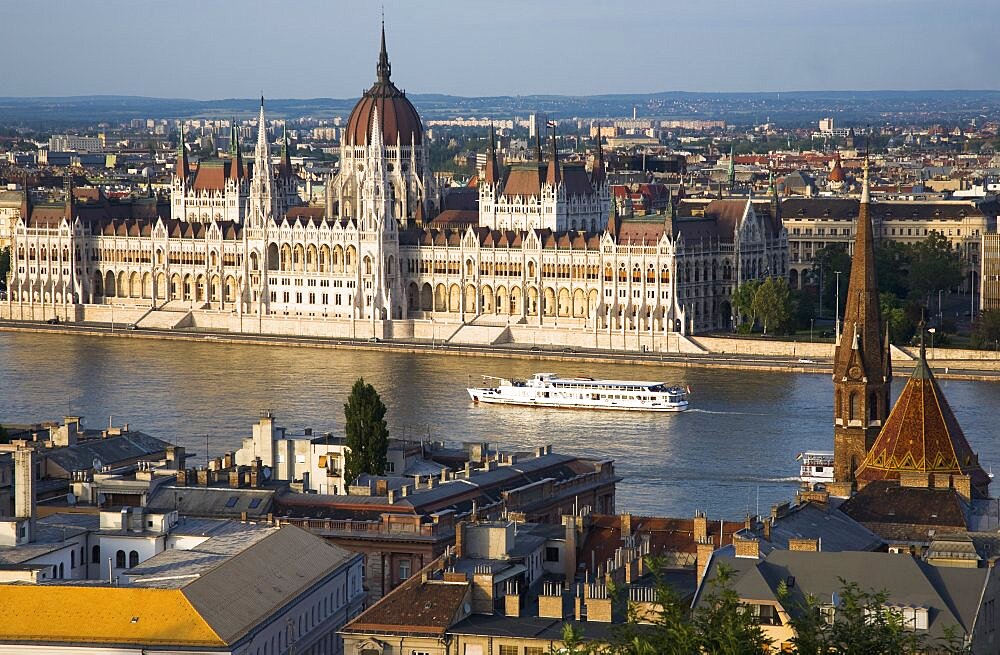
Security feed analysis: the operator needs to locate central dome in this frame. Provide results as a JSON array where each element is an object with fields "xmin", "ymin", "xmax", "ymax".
[{"xmin": 344, "ymin": 26, "xmax": 423, "ymax": 147}]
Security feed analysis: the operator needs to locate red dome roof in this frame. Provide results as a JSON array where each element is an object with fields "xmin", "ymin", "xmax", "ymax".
[{"xmin": 344, "ymin": 26, "xmax": 423, "ymax": 147}]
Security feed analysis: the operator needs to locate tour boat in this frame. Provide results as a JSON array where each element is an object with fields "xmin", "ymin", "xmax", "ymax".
[
  {"xmin": 797, "ymin": 451, "xmax": 835, "ymax": 485},
  {"xmin": 467, "ymin": 373, "xmax": 690, "ymax": 412}
]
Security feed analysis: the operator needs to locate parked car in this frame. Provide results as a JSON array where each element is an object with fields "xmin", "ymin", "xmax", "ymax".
[
  {"xmin": 125, "ymin": 324, "xmax": 137, "ymax": 331},
  {"xmin": 46, "ymin": 317, "xmax": 60, "ymax": 325},
  {"xmin": 367, "ymin": 336, "xmax": 380, "ymax": 343}
]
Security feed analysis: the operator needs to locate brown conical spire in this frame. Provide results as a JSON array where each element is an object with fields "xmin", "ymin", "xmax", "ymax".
[
  {"xmin": 855, "ymin": 319, "xmax": 991, "ymax": 496},
  {"xmin": 546, "ymin": 124, "xmax": 561, "ymax": 186}
]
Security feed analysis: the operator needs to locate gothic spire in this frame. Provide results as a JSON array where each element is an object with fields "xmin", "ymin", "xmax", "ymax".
[
  {"xmin": 546, "ymin": 124, "xmax": 561, "ymax": 186},
  {"xmin": 376, "ymin": 19, "xmax": 391, "ymax": 85},
  {"xmin": 63, "ymin": 172, "xmax": 74, "ymax": 221},
  {"xmin": 249, "ymin": 97, "xmax": 275, "ymax": 226},
  {"xmin": 280, "ymin": 124, "xmax": 294, "ymax": 179},
  {"xmin": 591, "ymin": 123, "xmax": 606, "ymax": 187},
  {"xmin": 229, "ymin": 117, "xmax": 244, "ymax": 181},
  {"xmin": 484, "ymin": 122, "xmax": 501, "ymax": 185},
  {"xmin": 175, "ymin": 125, "xmax": 189, "ymax": 181},
  {"xmin": 727, "ymin": 145, "xmax": 736, "ymax": 194}
]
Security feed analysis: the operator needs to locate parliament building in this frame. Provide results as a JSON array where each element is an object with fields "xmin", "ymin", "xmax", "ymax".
[{"xmin": 3, "ymin": 27, "xmax": 786, "ymax": 346}]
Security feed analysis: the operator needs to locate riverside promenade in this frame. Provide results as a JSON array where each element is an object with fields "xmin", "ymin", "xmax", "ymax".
[{"xmin": 4, "ymin": 318, "xmax": 1000, "ymax": 382}]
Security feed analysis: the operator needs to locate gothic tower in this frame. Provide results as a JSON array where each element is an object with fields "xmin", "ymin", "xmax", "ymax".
[
  {"xmin": 247, "ymin": 97, "xmax": 275, "ymax": 229},
  {"xmin": 833, "ymin": 161, "xmax": 892, "ymax": 484}
]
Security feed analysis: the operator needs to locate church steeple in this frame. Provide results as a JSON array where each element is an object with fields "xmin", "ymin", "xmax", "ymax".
[
  {"xmin": 591, "ymin": 123, "xmax": 606, "ymax": 187},
  {"xmin": 832, "ymin": 159, "xmax": 892, "ymax": 486},
  {"xmin": 175, "ymin": 126, "xmax": 189, "ymax": 182}
]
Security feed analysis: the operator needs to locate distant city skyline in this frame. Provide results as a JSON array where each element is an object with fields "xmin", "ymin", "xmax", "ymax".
[{"xmin": 4, "ymin": 0, "xmax": 1000, "ymax": 99}]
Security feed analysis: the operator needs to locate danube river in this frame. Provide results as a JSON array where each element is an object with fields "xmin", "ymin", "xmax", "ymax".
[{"xmin": 3, "ymin": 331, "xmax": 999, "ymax": 519}]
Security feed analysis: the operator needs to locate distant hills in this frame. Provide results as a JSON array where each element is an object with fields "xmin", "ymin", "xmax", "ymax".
[{"xmin": 1, "ymin": 90, "xmax": 999, "ymax": 128}]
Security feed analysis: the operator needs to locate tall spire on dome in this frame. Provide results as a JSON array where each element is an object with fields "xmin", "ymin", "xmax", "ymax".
[{"xmin": 376, "ymin": 18, "xmax": 391, "ymax": 85}]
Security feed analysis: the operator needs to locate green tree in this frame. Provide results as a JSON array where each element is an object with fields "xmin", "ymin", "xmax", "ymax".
[
  {"xmin": 0, "ymin": 424, "xmax": 9, "ymax": 444},
  {"xmin": 752, "ymin": 277, "xmax": 793, "ymax": 335},
  {"xmin": 731, "ymin": 279, "xmax": 761, "ymax": 329},
  {"xmin": 784, "ymin": 580, "xmax": 968, "ymax": 654},
  {"xmin": 812, "ymin": 244, "xmax": 852, "ymax": 318},
  {"xmin": 693, "ymin": 565, "xmax": 772, "ymax": 654},
  {"xmin": 875, "ymin": 240, "xmax": 911, "ymax": 299},
  {"xmin": 343, "ymin": 377, "xmax": 389, "ymax": 485},
  {"xmin": 880, "ymin": 293, "xmax": 915, "ymax": 344},
  {"xmin": 972, "ymin": 308, "xmax": 1000, "ymax": 349},
  {"xmin": 0, "ymin": 246, "xmax": 10, "ymax": 290},
  {"xmin": 908, "ymin": 231, "xmax": 964, "ymax": 299}
]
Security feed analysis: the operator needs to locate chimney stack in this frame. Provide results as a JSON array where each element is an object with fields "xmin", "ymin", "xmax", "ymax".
[{"xmin": 14, "ymin": 448, "xmax": 36, "ymax": 539}]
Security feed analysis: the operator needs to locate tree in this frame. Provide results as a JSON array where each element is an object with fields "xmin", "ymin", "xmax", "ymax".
[
  {"xmin": 880, "ymin": 293, "xmax": 915, "ymax": 344},
  {"xmin": 0, "ymin": 246, "xmax": 10, "ymax": 291},
  {"xmin": 752, "ymin": 277, "xmax": 793, "ymax": 335},
  {"xmin": 784, "ymin": 580, "xmax": 968, "ymax": 654},
  {"xmin": 875, "ymin": 240, "xmax": 911, "ymax": 300},
  {"xmin": 812, "ymin": 244, "xmax": 851, "ymax": 317},
  {"xmin": 972, "ymin": 308, "xmax": 1000, "ymax": 349},
  {"xmin": 731, "ymin": 279, "xmax": 761, "ymax": 329},
  {"xmin": 908, "ymin": 231, "xmax": 964, "ymax": 299},
  {"xmin": 343, "ymin": 378, "xmax": 389, "ymax": 485}
]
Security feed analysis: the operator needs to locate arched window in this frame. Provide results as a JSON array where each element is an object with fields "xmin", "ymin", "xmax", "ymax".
[
  {"xmin": 116, "ymin": 550, "xmax": 126, "ymax": 568},
  {"xmin": 58, "ymin": 563, "xmax": 64, "ymax": 578},
  {"xmin": 71, "ymin": 551, "xmax": 75, "ymax": 568},
  {"xmin": 92, "ymin": 545, "xmax": 100, "ymax": 563},
  {"xmin": 129, "ymin": 550, "xmax": 139, "ymax": 568},
  {"xmin": 848, "ymin": 393, "xmax": 859, "ymax": 421}
]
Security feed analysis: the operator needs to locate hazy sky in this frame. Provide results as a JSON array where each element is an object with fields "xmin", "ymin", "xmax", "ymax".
[{"xmin": 4, "ymin": 0, "xmax": 998, "ymax": 99}]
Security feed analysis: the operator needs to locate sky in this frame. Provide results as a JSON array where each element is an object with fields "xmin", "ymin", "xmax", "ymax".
[{"xmin": 3, "ymin": 0, "xmax": 999, "ymax": 99}]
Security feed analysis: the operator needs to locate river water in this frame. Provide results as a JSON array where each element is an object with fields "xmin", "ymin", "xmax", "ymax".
[{"xmin": 2, "ymin": 332, "xmax": 999, "ymax": 519}]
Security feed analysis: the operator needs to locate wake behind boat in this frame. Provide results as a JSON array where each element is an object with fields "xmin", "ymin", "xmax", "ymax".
[{"xmin": 468, "ymin": 373, "xmax": 690, "ymax": 412}]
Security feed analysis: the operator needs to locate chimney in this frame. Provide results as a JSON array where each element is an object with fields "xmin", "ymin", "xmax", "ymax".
[
  {"xmin": 562, "ymin": 515, "xmax": 578, "ymax": 584},
  {"xmin": 538, "ymin": 581, "xmax": 566, "ymax": 619},
  {"xmin": 387, "ymin": 489, "xmax": 395, "ymax": 504},
  {"xmin": 693, "ymin": 511, "xmax": 708, "ymax": 543},
  {"xmin": 455, "ymin": 521, "xmax": 466, "ymax": 558},
  {"xmin": 14, "ymin": 448, "xmax": 36, "ymax": 538},
  {"xmin": 440, "ymin": 468, "xmax": 449, "ymax": 482},
  {"xmin": 763, "ymin": 517, "xmax": 772, "ymax": 542},
  {"xmin": 734, "ymin": 536, "xmax": 760, "ymax": 559},
  {"xmin": 900, "ymin": 471, "xmax": 930, "ymax": 489},
  {"xmin": 376, "ymin": 479, "xmax": 388, "ymax": 495},
  {"xmin": 621, "ymin": 512, "xmax": 632, "ymax": 537},
  {"xmin": 222, "ymin": 452, "xmax": 233, "ymax": 469},
  {"xmin": 504, "ymin": 580, "xmax": 522, "ymax": 617},
  {"xmin": 696, "ymin": 538, "xmax": 714, "ymax": 584},
  {"xmin": 788, "ymin": 538, "xmax": 819, "ymax": 552}
]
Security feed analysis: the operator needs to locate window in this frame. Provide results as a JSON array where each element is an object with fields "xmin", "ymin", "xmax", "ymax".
[
  {"xmin": 498, "ymin": 646, "xmax": 518, "ymax": 655},
  {"xmin": 92, "ymin": 545, "xmax": 100, "ymax": 563},
  {"xmin": 525, "ymin": 648, "xmax": 544, "ymax": 655},
  {"xmin": 116, "ymin": 550, "xmax": 126, "ymax": 568},
  {"xmin": 129, "ymin": 550, "xmax": 139, "ymax": 568},
  {"xmin": 545, "ymin": 547, "xmax": 560, "ymax": 562},
  {"xmin": 225, "ymin": 496, "xmax": 239, "ymax": 508},
  {"xmin": 248, "ymin": 498, "xmax": 262, "ymax": 509},
  {"xmin": 398, "ymin": 559, "xmax": 411, "ymax": 580}
]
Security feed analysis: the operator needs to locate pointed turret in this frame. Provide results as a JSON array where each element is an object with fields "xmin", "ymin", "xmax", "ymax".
[
  {"xmin": 534, "ymin": 130, "xmax": 542, "ymax": 163},
  {"xmin": 280, "ymin": 125, "xmax": 294, "ymax": 179},
  {"xmin": 484, "ymin": 122, "xmax": 501, "ymax": 186},
  {"xmin": 606, "ymin": 194, "xmax": 619, "ymax": 238},
  {"xmin": 229, "ymin": 118, "xmax": 244, "ymax": 182},
  {"xmin": 545, "ymin": 125, "xmax": 561, "ymax": 186},
  {"xmin": 832, "ymin": 160, "xmax": 891, "ymax": 484},
  {"xmin": 591, "ymin": 124, "xmax": 606, "ymax": 187},
  {"xmin": 63, "ymin": 173, "xmax": 74, "ymax": 221},
  {"xmin": 20, "ymin": 173, "xmax": 30, "ymax": 219},
  {"xmin": 768, "ymin": 167, "xmax": 780, "ymax": 222},
  {"xmin": 248, "ymin": 97, "xmax": 275, "ymax": 226},
  {"xmin": 855, "ymin": 322, "xmax": 990, "ymax": 497},
  {"xmin": 175, "ymin": 126, "xmax": 189, "ymax": 181},
  {"xmin": 727, "ymin": 145, "xmax": 736, "ymax": 194}
]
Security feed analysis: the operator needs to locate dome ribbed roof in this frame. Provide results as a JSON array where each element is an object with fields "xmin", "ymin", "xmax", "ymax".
[{"xmin": 344, "ymin": 25, "xmax": 422, "ymax": 147}]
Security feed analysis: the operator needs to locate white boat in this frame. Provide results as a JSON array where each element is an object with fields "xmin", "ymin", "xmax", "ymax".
[
  {"xmin": 467, "ymin": 373, "xmax": 690, "ymax": 412},
  {"xmin": 797, "ymin": 451, "xmax": 835, "ymax": 485}
]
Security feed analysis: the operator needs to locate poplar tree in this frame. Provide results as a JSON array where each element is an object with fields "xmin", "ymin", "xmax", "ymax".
[{"xmin": 343, "ymin": 377, "xmax": 389, "ymax": 485}]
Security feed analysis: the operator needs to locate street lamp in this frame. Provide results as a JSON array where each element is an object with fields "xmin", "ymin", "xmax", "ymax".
[
  {"xmin": 810, "ymin": 318, "xmax": 814, "ymax": 342},
  {"xmin": 834, "ymin": 270, "xmax": 842, "ymax": 339},
  {"xmin": 927, "ymin": 327, "xmax": 936, "ymax": 359}
]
